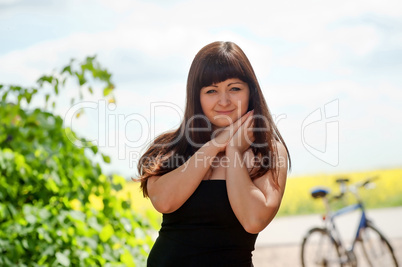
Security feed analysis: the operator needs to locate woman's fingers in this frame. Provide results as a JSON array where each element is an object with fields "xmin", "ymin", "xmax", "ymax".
[
  {"xmin": 227, "ymin": 111, "xmax": 255, "ymax": 153},
  {"xmin": 244, "ymin": 119, "xmax": 255, "ymax": 147},
  {"xmin": 233, "ymin": 110, "xmax": 253, "ymax": 132},
  {"xmin": 221, "ymin": 110, "xmax": 253, "ymax": 138},
  {"xmin": 210, "ymin": 110, "xmax": 254, "ymax": 152},
  {"xmin": 245, "ymin": 113, "xmax": 254, "ymax": 128}
]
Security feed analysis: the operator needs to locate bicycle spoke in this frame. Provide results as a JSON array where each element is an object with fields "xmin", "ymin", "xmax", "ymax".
[
  {"xmin": 301, "ymin": 228, "xmax": 342, "ymax": 266},
  {"xmin": 359, "ymin": 225, "xmax": 398, "ymax": 267}
]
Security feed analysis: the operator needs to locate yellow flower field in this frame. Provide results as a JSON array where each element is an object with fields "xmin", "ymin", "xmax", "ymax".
[
  {"xmin": 120, "ymin": 168, "xmax": 402, "ymax": 225},
  {"xmin": 277, "ymin": 168, "xmax": 402, "ymax": 216}
]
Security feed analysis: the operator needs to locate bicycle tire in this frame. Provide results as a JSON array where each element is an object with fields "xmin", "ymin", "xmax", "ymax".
[
  {"xmin": 301, "ymin": 227, "xmax": 343, "ymax": 267},
  {"xmin": 358, "ymin": 223, "xmax": 399, "ymax": 267}
]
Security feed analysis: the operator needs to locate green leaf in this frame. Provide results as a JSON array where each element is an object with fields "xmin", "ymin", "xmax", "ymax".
[
  {"xmin": 90, "ymin": 145, "xmax": 98, "ymax": 155},
  {"xmin": 69, "ymin": 210, "xmax": 85, "ymax": 222},
  {"xmin": 25, "ymin": 91, "xmax": 32, "ymax": 104},
  {"xmin": 0, "ymin": 56, "xmax": 153, "ymax": 265},
  {"xmin": 54, "ymin": 79, "xmax": 59, "ymax": 95},
  {"xmin": 121, "ymin": 248, "xmax": 135, "ymax": 267},
  {"xmin": 56, "ymin": 252, "xmax": 70, "ymax": 266},
  {"xmin": 88, "ymin": 216, "xmax": 102, "ymax": 232},
  {"xmin": 17, "ymin": 94, "xmax": 22, "ymax": 104},
  {"xmin": 99, "ymin": 224, "xmax": 114, "ymax": 242},
  {"xmin": 10, "ymin": 85, "xmax": 22, "ymax": 92},
  {"xmin": 62, "ymin": 65, "xmax": 72, "ymax": 75},
  {"xmin": 2, "ymin": 91, "xmax": 8, "ymax": 101},
  {"xmin": 75, "ymin": 71, "xmax": 86, "ymax": 86},
  {"xmin": 103, "ymin": 85, "xmax": 114, "ymax": 96},
  {"xmin": 37, "ymin": 75, "xmax": 53, "ymax": 86},
  {"xmin": 39, "ymin": 207, "xmax": 51, "ymax": 220},
  {"xmin": 102, "ymin": 154, "xmax": 111, "ymax": 163},
  {"xmin": 25, "ymin": 214, "xmax": 36, "ymax": 224}
]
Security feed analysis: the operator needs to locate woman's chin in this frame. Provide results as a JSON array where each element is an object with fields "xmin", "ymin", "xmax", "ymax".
[
  {"xmin": 211, "ymin": 116, "xmax": 241, "ymax": 127},
  {"xmin": 211, "ymin": 122, "xmax": 231, "ymax": 130}
]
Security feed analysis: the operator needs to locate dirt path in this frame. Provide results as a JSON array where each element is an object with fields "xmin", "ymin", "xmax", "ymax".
[{"xmin": 253, "ymin": 238, "xmax": 402, "ymax": 267}]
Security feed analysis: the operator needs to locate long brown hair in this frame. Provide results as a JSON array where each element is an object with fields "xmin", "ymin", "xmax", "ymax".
[{"xmin": 137, "ymin": 41, "xmax": 290, "ymax": 197}]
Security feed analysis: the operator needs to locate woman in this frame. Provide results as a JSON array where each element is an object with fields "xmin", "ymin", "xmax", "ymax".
[{"xmin": 138, "ymin": 41, "xmax": 290, "ymax": 267}]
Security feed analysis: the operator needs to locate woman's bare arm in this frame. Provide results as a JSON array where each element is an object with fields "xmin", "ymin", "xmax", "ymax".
[
  {"xmin": 147, "ymin": 141, "xmax": 220, "ymax": 213},
  {"xmin": 224, "ymin": 114, "xmax": 288, "ymax": 233},
  {"xmin": 225, "ymin": 143, "xmax": 288, "ymax": 234},
  {"xmin": 147, "ymin": 111, "xmax": 252, "ymax": 214}
]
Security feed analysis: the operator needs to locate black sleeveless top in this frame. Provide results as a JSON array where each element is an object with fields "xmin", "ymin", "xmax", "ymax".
[{"xmin": 147, "ymin": 180, "xmax": 258, "ymax": 267}]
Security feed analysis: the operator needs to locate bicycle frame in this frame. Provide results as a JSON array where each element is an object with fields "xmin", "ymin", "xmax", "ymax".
[
  {"xmin": 326, "ymin": 201, "xmax": 368, "ymax": 252},
  {"xmin": 303, "ymin": 177, "xmax": 399, "ymax": 267}
]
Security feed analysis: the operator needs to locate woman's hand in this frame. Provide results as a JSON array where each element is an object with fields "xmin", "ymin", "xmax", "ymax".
[
  {"xmin": 209, "ymin": 111, "xmax": 253, "ymax": 153},
  {"xmin": 226, "ymin": 110, "xmax": 254, "ymax": 154}
]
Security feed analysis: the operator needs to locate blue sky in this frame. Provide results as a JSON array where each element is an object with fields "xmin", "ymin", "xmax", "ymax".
[{"xmin": 1, "ymin": 0, "xmax": 402, "ymax": 177}]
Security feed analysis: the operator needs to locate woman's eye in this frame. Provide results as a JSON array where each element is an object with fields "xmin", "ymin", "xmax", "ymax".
[
  {"xmin": 230, "ymin": 87, "xmax": 241, "ymax": 91},
  {"xmin": 206, "ymin": 90, "xmax": 216, "ymax": 94}
]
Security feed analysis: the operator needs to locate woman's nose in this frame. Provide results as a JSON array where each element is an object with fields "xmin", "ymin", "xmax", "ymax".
[{"xmin": 218, "ymin": 93, "xmax": 230, "ymax": 106}]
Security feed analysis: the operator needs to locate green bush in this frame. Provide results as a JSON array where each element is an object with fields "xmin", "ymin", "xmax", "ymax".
[{"xmin": 0, "ymin": 57, "xmax": 153, "ymax": 266}]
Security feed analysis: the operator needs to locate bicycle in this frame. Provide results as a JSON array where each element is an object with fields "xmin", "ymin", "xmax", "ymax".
[{"xmin": 300, "ymin": 177, "xmax": 399, "ymax": 267}]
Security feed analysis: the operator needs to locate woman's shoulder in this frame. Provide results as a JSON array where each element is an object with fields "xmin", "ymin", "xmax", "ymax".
[
  {"xmin": 275, "ymin": 141, "xmax": 288, "ymax": 158},
  {"xmin": 244, "ymin": 141, "xmax": 288, "ymax": 170},
  {"xmin": 274, "ymin": 141, "xmax": 289, "ymax": 171}
]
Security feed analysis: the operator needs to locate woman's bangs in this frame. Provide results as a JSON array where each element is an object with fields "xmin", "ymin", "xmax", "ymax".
[{"xmin": 198, "ymin": 55, "xmax": 247, "ymax": 89}]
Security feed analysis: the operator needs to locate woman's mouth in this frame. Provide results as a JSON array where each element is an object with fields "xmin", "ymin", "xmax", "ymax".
[{"xmin": 215, "ymin": 109, "xmax": 235, "ymax": 115}]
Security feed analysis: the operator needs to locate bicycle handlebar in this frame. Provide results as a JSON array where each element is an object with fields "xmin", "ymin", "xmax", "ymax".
[
  {"xmin": 355, "ymin": 176, "xmax": 378, "ymax": 188},
  {"xmin": 331, "ymin": 178, "xmax": 350, "ymax": 200},
  {"xmin": 315, "ymin": 176, "xmax": 379, "ymax": 202}
]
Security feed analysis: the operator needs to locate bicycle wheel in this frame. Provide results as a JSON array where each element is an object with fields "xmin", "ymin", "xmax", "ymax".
[
  {"xmin": 358, "ymin": 223, "xmax": 399, "ymax": 267},
  {"xmin": 301, "ymin": 227, "xmax": 342, "ymax": 267}
]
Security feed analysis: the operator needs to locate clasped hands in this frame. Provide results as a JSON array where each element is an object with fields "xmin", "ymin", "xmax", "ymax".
[{"xmin": 210, "ymin": 110, "xmax": 255, "ymax": 155}]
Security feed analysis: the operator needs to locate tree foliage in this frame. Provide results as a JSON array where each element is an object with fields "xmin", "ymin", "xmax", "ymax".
[{"xmin": 0, "ymin": 57, "xmax": 153, "ymax": 266}]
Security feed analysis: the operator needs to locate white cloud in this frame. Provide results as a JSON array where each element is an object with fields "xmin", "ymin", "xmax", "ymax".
[
  {"xmin": 1, "ymin": 0, "xmax": 402, "ymax": 175},
  {"xmin": 0, "ymin": 0, "xmax": 19, "ymax": 4},
  {"xmin": 279, "ymin": 24, "xmax": 381, "ymax": 70},
  {"xmin": 332, "ymin": 26, "xmax": 380, "ymax": 56},
  {"xmin": 99, "ymin": 0, "xmax": 139, "ymax": 12},
  {"xmin": 279, "ymin": 42, "xmax": 340, "ymax": 70}
]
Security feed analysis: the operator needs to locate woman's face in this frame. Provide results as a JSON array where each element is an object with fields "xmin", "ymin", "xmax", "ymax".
[{"xmin": 200, "ymin": 78, "xmax": 250, "ymax": 129}]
